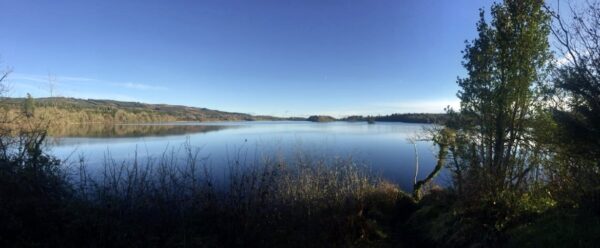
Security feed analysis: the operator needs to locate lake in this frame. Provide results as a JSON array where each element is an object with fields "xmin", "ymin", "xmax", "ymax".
[{"xmin": 47, "ymin": 121, "xmax": 444, "ymax": 191}]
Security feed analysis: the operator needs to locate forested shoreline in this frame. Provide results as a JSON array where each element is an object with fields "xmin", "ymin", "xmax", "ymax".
[
  {"xmin": 0, "ymin": 97, "xmax": 271, "ymax": 124},
  {"xmin": 2, "ymin": 97, "xmax": 446, "ymax": 125},
  {"xmin": 342, "ymin": 113, "xmax": 448, "ymax": 124}
]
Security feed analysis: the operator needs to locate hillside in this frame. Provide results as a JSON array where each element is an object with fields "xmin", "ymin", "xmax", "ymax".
[
  {"xmin": 0, "ymin": 97, "xmax": 449, "ymax": 125},
  {"xmin": 0, "ymin": 97, "xmax": 284, "ymax": 124}
]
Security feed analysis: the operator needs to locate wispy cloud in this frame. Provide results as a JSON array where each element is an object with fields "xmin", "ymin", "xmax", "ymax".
[
  {"xmin": 120, "ymin": 82, "xmax": 167, "ymax": 90},
  {"xmin": 10, "ymin": 73, "xmax": 168, "ymax": 91},
  {"xmin": 8, "ymin": 82, "xmax": 40, "ymax": 92},
  {"xmin": 59, "ymin": 89, "xmax": 141, "ymax": 102},
  {"xmin": 59, "ymin": 76, "xmax": 96, "ymax": 82},
  {"xmin": 10, "ymin": 74, "xmax": 50, "ymax": 83},
  {"xmin": 11, "ymin": 73, "xmax": 95, "ymax": 83}
]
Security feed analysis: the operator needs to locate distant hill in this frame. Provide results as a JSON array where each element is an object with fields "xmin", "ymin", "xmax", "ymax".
[
  {"xmin": 0, "ymin": 97, "xmax": 448, "ymax": 125},
  {"xmin": 0, "ymin": 97, "xmax": 286, "ymax": 124}
]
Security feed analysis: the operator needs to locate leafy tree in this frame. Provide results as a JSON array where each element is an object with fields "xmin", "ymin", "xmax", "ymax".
[{"xmin": 446, "ymin": 0, "xmax": 552, "ymax": 199}]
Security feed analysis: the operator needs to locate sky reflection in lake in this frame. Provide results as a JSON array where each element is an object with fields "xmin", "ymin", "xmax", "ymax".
[{"xmin": 48, "ymin": 121, "xmax": 446, "ymax": 191}]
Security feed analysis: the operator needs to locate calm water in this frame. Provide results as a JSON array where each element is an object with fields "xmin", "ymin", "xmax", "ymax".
[{"xmin": 47, "ymin": 121, "xmax": 445, "ymax": 191}]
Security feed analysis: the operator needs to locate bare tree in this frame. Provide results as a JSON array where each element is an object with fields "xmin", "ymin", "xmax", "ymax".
[
  {"xmin": 547, "ymin": 0, "xmax": 600, "ymax": 198},
  {"xmin": 0, "ymin": 62, "xmax": 12, "ymax": 97},
  {"xmin": 548, "ymin": 0, "xmax": 600, "ymax": 86},
  {"xmin": 410, "ymin": 125, "xmax": 453, "ymax": 201},
  {"xmin": 407, "ymin": 136, "xmax": 419, "ymax": 186}
]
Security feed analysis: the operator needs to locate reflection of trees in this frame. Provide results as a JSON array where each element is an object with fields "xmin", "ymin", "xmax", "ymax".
[{"xmin": 48, "ymin": 124, "xmax": 235, "ymax": 138}]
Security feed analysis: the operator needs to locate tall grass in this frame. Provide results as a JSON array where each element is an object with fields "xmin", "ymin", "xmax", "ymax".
[
  {"xmin": 1, "ymin": 135, "xmax": 414, "ymax": 247},
  {"xmin": 72, "ymin": 142, "xmax": 410, "ymax": 247}
]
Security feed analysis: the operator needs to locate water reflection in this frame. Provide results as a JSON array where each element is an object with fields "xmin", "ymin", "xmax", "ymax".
[
  {"xmin": 47, "ymin": 121, "xmax": 445, "ymax": 191},
  {"xmin": 48, "ymin": 123, "xmax": 236, "ymax": 138}
]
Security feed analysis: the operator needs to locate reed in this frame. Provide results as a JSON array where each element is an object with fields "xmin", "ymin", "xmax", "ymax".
[{"xmin": 66, "ymin": 142, "xmax": 411, "ymax": 247}]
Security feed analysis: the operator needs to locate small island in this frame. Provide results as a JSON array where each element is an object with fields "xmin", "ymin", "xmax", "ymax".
[{"xmin": 307, "ymin": 115, "xmax": 336, "ymax": 122}]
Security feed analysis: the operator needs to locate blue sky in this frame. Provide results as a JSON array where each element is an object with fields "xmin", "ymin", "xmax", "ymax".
[{"xmin": 0, "ymin": 0, "xmax": 497, "ymax": 117}]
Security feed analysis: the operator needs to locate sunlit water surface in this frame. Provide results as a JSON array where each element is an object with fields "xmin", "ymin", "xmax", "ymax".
[{"xmin": 47, "ymin": 121, "xmax": 447, "ymax": 191}]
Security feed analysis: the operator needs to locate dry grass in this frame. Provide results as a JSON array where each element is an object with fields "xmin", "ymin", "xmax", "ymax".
[{"xmin": 51, "ymin": 142, "xmax": 413, "ymax": 247}]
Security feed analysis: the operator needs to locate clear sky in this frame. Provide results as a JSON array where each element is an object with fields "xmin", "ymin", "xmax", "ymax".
[{"xmin": 0, "ymin": 0, "xmax": 497, "ymax": 117}]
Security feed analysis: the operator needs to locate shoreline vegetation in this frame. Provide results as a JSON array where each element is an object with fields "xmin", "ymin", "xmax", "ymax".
[
  {"xmin": 1, "ymin": 134, "xmax": 422, "ymax": 247},
  {"xmin": 307, "ymin": 114, "xmax": 447, "ymax": 124}
]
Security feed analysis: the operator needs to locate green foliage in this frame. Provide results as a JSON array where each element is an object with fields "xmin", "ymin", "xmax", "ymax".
[
  {"xmin": 448, "ymin": 0, "xmax": 552, "ymax": 200},
  {"xmin": 404, "ymin": 1, "xmax": 588, "ymax": 246},
  {"xmin": 404, "ymin": 2, "xmax": 600, "ymax": 247}
]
